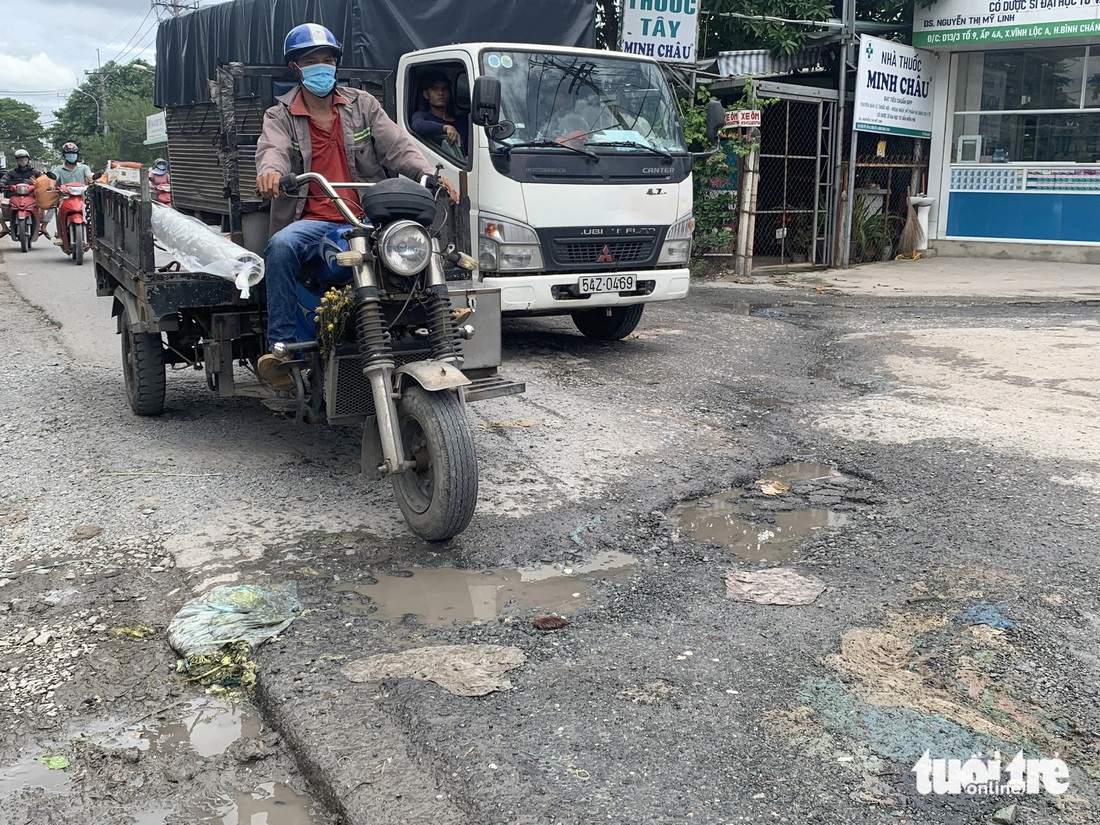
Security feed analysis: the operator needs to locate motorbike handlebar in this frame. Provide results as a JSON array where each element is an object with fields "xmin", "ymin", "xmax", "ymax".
[
  {"xmin": 279, "ymin": 172, "xmax": 374, "ymax": 229},
  {"xmin": 278, "ymin": 173, "xmax": 300, "ymax": 195}
]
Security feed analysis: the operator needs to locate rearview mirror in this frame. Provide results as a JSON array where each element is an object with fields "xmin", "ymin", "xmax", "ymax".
[
  {"xmin": 471, "ymin": 77, "xmax": 501, "ymax": 126},
  {"xmin": 705, "ymin": 100, "xmax": 724, "ymax": 143}
]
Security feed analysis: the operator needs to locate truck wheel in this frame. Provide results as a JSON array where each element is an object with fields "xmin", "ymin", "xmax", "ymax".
[
  {"xmin": 120, "ymin": 305, "xmax": 166, "ymax": 416},
  {"xmin": 390, "ymin": 385, "xmax": 478, "ymax": 541},
  {"xmin": 571, "ymin": 304, "xmax": 645, "ymax": 340},
  {"xmin": 72, "ymin": 225, "xmax": 85, "ymax": 266},
  {"xmin": 19, "ymin": 218, "xmax": 29, "ymax": 253}
]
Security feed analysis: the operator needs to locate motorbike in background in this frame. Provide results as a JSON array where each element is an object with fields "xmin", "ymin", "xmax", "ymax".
[
  {"xmin": 57, "ymin": 183, "xmax": 89, "ymax": 265},
  {"xmin": 151, "ymin": 180, "xmax": 172, "ymax": 206},
  {"xmin": 5, "ymin": 183, "xmax": 39, "ymax": 253}
]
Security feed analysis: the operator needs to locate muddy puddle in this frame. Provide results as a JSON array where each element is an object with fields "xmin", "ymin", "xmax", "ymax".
[
  {"xmin": 0, "ymin": 752, "xmax": 72, "ymax": 798},
  {"xmin": 333, "ymin": 550, "xmax": 636, "ymax": 627},
  {"xmin": 196, "ymin": 781, "xmax": 324, "ymax": 824},
  {"xmin": 89, "ymin": 697, "xmax": 262, "ymax": 758},
  {"xmin": 675, "ymin": 463, "xmax": 849, "ymax": 562},
  {"xmin": 1, "ymin": 699, "xmax": 325, "ymax": 823}
]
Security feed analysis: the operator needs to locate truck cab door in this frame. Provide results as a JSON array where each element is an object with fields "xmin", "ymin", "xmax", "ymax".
[{"xmin": 399, "ymin": 52, "xmax": 477, "ymax": 265}]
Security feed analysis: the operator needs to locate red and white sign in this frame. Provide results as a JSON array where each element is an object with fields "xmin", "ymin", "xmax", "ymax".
[{"xmin": 724, "ymin": 109, "xmax": 761, "ymax": 128}]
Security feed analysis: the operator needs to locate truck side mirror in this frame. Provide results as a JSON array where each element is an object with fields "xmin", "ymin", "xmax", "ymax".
[
  {"xmin": 705, "ymin": 100, "xmax": 725, "ymax": 143},
  {"xmin": 471, "ymin": 77, "xmax": 501, "ymax": 126}
]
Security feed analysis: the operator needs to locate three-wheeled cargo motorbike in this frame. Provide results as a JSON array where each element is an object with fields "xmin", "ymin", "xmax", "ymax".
[{"xmin": 90, "ymin": 168, "xmax": 523, "ymax": 542}]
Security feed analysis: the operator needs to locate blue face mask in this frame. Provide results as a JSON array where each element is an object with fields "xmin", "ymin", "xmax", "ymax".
[
  {"xmin": 64, "ymin": 153, "xmax": 78, "ymax": 163},
  {"xmin": 298, "ymin": 64, "xmax": 337, "ymax": 97}
]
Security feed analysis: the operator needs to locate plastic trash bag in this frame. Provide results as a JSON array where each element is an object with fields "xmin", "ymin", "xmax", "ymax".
[
  {"xmin": 150, "ymin": 203, "xmax": 265, "ymax": 298},
  {"xmin": 167, "ymin": 583, "xmax": 301, "ymax": 657}
]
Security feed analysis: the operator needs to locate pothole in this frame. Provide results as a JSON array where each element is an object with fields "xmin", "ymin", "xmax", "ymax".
[
  {"xmin": 673, "ymin": 462, "xmax": 850, "ymax": 562},
  {"xmin": 332, "ymin": 550, "xmax": 636, "ymax": 627},
  {"xmin": 86, "ymin": 698, "xmax": 262, "ymax": 758},
  {"xmin": 195, "ymin": 781, "xmax": 325, "ymax": 824},
  {"xmin": 0, "ymin": 752, "xmax": 72, "ymax": 799},
  {"xmin": 1, "ymin": 700, "xmax": 326, "ymax": 823}
]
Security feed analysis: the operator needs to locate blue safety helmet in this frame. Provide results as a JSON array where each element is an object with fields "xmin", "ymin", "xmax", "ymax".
[{"xmin": 283, "ymin": 23, "xmax": 342, "ymax": 64}]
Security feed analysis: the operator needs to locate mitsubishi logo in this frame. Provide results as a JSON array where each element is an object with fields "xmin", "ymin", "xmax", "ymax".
[{"xmin": 596, "ymin": 245, "xmax": 614, "ymax": 263}]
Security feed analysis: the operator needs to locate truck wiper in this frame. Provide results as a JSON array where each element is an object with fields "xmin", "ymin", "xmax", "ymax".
[
  {"xmin": 503, "ymin": 140, "xmax": 599, "ymax": 161},
  {"xmin": 586, "ymin": 141, "xmax": 674, "ymax": 162}
]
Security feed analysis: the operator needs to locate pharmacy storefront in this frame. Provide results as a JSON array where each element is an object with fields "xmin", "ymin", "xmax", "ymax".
[{"xmin": 914, "ymin": 1, "xmax": 1100, "ymax": 251}]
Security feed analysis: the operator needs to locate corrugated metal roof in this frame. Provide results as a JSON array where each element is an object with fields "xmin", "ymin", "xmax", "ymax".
[{"xmin": 715, "ymin": 48, "xmax": 826, "ymax": 79}]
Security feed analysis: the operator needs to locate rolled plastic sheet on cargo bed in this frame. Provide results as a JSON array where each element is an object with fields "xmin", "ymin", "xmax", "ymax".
[{"xmin": 154, "ymin": 0, "xmax": 597, "ymax": 108}]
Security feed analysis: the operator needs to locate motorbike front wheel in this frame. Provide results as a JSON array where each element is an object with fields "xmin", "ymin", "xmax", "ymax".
[
  {"xmin": 71, "ymin": 224, "xmax": 85, "ymax": 265},
  {"xmin": 390, "ymin": 385, "xmax": 478, "ymax": 541},
  {"xmin": 18, "ymin": 218, "xmax": 29, "ymax": 253}
]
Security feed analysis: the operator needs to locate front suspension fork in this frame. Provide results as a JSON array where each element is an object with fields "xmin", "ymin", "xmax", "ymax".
[
  {"xmin": 422, "ymin": 240, "xmax": 465, "ymax": 368},
  {"xmin": 349, "ymin": 231, "xmax": 410, "ymax": 475}
]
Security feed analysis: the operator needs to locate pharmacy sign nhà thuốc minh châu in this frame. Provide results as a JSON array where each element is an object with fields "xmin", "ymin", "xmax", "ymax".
[
  {"xmin": 853, "ymin": 35, "xmax": 936, "ymax": 138},
  {"xmin": 619, "ymin": 0, "xmax": 699, "ymax": 63},
  {"xmin": 913, "ymin": 0, "xmax": 1100, "ymax": 47}
]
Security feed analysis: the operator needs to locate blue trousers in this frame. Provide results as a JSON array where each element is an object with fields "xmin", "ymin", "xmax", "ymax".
[{"xmin": 263, "ymin": 219, "xmax": 342, "ymax": 347}]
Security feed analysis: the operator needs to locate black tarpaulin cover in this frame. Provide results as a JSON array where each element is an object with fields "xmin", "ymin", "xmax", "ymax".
[{"xmin": 155, "ymin": 0, "xmax": 596, "ymax": 107}]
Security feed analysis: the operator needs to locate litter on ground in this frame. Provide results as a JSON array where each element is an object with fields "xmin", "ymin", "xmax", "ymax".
[
  {"xmin": 343, "ymin": 644, "xmax": 527, "ymax": 696},
  {"xmin": 725, "ymin": 568, "xmax": 826, "ymax": 605}
]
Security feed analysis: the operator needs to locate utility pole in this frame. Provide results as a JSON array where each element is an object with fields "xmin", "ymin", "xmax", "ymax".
[
  {"xmin": 834, "ymin": 0, "xmax": 856, "ymax": 267},
  {"xmin": 85, "ymin": 49, "xmax": 108, "ymax": 136},
  {"xmin": 153, "ymin": 0, "xmax": 198, "ymax": 17}
]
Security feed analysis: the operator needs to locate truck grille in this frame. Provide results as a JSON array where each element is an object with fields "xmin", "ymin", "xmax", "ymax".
[{"xmin": 552, "ymin": 239, "xmax": 656, "ymax": 266}]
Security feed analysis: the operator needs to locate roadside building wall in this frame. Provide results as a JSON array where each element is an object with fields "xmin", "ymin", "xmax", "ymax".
[{"xmin": 915, "ymin": 1, "xmax": 1100, "ymax": 258}]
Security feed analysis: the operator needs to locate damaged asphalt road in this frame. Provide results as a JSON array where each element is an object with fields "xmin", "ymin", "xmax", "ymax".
[{"xmin": 0, "ymin": 252, "xmax": 1098, "ymax": 825}]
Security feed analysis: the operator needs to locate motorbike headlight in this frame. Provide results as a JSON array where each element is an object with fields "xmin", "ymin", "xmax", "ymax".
[
  {"xmin": 478, "ymin": 214, "xmax": 543, "ymax": 272},
  {"xmin": 658, "ymin": 213, "xmax": 694, "ymax": 264},
  {"xmin": 68, "ymin": 186, "xmax": 87, "ymax": 197},
  {"xmin": 378, "ymin": 220, "xmax": 431, "ymax": 276}
]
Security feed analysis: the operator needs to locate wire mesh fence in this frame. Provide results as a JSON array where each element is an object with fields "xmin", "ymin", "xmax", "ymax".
[{"xmin": 753, "ymin": 97, "xmax": 835, "ymax": 269}]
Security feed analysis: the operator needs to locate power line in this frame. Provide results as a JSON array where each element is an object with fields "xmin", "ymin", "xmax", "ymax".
[
  {"xmin": 114, "ymin": 19, "xmax": 160, "ymax": 66},
  {"xmin": 0, "ymin": 89, "xmax": 76, "ymax": 95},
  {"xmin": 106, "ymin": 7, "xmax": 155, "ymax": 66},
  {"xmin": 116, "ymin": 29, "xmax": 160, "ymax": 66},
  {"xmin": 104, "ymin": 4, "xmax": 149, "ymax": 60}
]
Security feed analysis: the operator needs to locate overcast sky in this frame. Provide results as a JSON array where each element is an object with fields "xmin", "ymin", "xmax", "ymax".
[{"xmin": 1, "ymin": 0, "xmax": 229, "ymax": 128}]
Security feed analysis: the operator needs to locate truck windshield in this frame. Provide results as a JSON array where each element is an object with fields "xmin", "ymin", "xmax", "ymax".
[{"xmin": 481, "ymin": 50, "xmax": 687, "ymax": 155}]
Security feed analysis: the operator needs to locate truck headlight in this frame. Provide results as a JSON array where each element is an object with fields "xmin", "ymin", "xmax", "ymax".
[
  {"xmin": 658, "ymin": 213, "xmax": 694, "ymax": 264},
  {"xmin": 378, "ymin": 220, "xmax": 431, "ymax": 275},
  {"xmin": 478, "ymin": 214, "xmax": 544, "ymax": 272}
]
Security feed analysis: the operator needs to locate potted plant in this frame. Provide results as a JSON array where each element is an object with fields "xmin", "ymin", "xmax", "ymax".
[{"xmin": 851, "ymin": 194, "xmax": 902, "ymax": 263}]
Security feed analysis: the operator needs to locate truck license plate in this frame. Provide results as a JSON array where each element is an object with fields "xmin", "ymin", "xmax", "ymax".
[{"xmin": 577, "ymin": 274, "xmax": 635, "ymax": 294}]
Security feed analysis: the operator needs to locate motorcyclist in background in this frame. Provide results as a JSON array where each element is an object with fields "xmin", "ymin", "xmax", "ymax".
[
  {"xmin": 52, "ymin": 142, "xmax": 94, "ymax": 186},
  {"xmin": 0, "ymin": 150, "xmax": 41, "ymax": 239},
  {"xmin": 148, "ymin": 157, "xmax": 172, "ymax": 205},
  {"xmin": 48, "ymin": 142, "xmax": 94, "ymax": 242}
]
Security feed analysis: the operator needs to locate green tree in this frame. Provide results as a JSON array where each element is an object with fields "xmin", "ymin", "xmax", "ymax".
[
  {"xmin": 50, "ymin": 59, "xmax": 158, "ymax": 173},
  {"xmin": 0, "ymin": 98, "xmax": 49, "ymax": 161},
  {"xmin": 600, "ymin": 0, "xmax": 914, "ymax": 56}
]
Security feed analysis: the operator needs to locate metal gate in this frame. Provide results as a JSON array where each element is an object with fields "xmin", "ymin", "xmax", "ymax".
[{"xmin": 751, "ymin": 82, "xmax": 837, "ymax": 269}]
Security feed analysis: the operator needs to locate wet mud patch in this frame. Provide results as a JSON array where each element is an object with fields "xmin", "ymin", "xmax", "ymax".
[
  {"xmin": 0, "ymin": 696, "xmax": 327, "ymax": 824},
  {"xmin": 765, "ymin": 569, "xmax": 1100, "ymax": 816}
]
